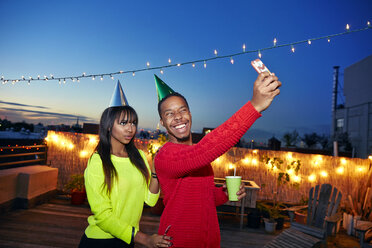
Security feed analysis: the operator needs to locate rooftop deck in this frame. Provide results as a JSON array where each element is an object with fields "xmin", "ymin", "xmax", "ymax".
[{"xmin": 0, "ymin": 197, "xmax": 361, "ymax": 248}]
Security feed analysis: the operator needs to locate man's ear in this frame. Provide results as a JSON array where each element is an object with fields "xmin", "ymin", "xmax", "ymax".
[{"xmin": 160, "ymin": 118, "xmax": 164, "ymax": 127}]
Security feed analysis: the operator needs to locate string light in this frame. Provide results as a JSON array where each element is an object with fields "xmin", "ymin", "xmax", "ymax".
[
  {"xmin": 204, "ymin": 61, "xmax": 207, "ymax": 68},
  {"xmin": 336, "ymin": 166, "xmax": 344, "ymax": 174},
  {"xmin": 100, "ymin": 75, "xmax": 103, "ymax": 81},
  {"xmin": 160, "ymin": 69, "xmax": 164, "ymax": 74},
  {"xmin": 110, "ymin": 74, "xmax": 114, "ymax": 80},
  {"xmin": 258, "ymin": 50, "xmax": 262, "ymax": 58},
  {"xmin": 132, "ymin": 72, "xmax": 135, "ymax": 76},
  {"xmin": 214, "ymin": 49, "xmax": 218, "ymax": 56},
  {"xmin": 230, "ymin": 57, "xmax": 234, "ymax": 64},
  {"xmin": 177, "ymin": 63, "xmax": 181, "ymax": 67},
  {"xmin": 328, "ymin": 38, "xmax": 331, "ymax": 42},
  {"xmin": 2, "ymin": 24, "xmax": 371, "ymax": 85},
  {"xmin": 320, "ymin": 171, "xmax": 328, "ymax": 177}
]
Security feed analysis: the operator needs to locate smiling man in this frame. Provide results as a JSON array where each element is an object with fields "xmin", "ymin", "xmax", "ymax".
[{"xmin": 153, "ymin": 73, "xmax": 281, "ymax": 248}]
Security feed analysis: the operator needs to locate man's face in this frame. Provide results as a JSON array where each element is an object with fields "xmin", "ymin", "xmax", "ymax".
[{"xmin": 160, "ymin": 96, "xmax": 192, "ymax": 143}]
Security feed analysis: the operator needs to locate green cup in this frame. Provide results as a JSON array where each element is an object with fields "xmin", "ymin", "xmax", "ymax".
[{"xmin": 225, "ymin": 176, "xmax": 241, "ymax": 201}]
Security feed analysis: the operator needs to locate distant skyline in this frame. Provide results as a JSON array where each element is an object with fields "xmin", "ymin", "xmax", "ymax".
[{"xmin": 1, "ymin": 0, "xmax": 372, "ymax": 142}]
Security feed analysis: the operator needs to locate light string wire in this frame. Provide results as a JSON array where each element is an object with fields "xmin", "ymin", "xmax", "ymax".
[{"xmin": 1, "ymin": 25, "xmax": 371, "ymax": 85}]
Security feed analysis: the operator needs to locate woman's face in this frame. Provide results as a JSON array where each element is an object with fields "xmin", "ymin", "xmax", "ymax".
[{"xmin": 110, "ymin": 112, "xmax": 137, "ymax": 146}]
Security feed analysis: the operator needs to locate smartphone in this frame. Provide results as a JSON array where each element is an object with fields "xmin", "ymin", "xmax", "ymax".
[{"xmin": 251, "ymin": 59, "xmax": 272, "ymax": 75}]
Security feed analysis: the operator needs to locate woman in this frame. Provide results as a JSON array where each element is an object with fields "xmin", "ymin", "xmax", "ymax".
[{"xmin": 79, "ymin": 105, "xmax": 172, "ymax": 248}]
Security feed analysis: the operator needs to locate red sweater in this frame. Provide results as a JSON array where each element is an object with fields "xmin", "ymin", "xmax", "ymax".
[{"xmin": 155, "ymin": 101, "xmax": 261, "ymax": 248}]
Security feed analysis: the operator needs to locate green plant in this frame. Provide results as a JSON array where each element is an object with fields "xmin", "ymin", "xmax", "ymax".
[
  {"xmin": 260, "ymin": 155, "xmax": 301, "ymax": 188},
  {"xmin": 64, "ymin": 174, "xmax": 85, "ymax": 193},
  {"xmin": 259, "ymin": 201, "xmax": 286, "ymax": 221}
]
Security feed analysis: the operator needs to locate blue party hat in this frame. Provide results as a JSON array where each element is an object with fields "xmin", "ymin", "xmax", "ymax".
[{"xmin": 109, "ymin": 80, "xmax": 129, "ymax": 107}]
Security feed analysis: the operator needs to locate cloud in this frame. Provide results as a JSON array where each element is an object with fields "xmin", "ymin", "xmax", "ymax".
[
  {"xmin": 0, "ymin": 107, "xmax": 95, "ymax": 124},
  {"xmin": 0, "ymin": 100, "xmax": 49, "ymax": 109}
]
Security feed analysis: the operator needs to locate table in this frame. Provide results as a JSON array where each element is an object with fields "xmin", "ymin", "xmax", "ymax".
[{"xmin": 214, "ymin": 178, "xmax": 260, "ymax": 230}]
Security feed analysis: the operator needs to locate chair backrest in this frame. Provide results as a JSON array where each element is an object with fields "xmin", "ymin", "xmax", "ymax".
[{"xmin": 306, "ymin": 184, "xmax": 342, "ymax": 228}]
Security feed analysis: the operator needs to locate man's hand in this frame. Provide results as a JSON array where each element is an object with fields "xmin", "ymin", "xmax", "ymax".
[
  {"xmin": 251, "ymin": 72, "xmax": 282, "ymax": 113},
  {"xmin": 223, "ymin": 182, "xmax": 247, "ymax": 200}
]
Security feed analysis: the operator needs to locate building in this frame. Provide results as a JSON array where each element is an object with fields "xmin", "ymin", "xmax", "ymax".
[{"xmin": 333, "ymin": 54, "xmax": 372, "ymax": 158}]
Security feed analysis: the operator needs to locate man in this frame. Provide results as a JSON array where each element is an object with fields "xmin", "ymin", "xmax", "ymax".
[{"xmin": 154, "ymin": 72, "xmax": 281, "ymax": 247}]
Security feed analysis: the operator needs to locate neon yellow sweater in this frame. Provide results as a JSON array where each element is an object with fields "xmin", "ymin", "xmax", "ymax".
[{"xmin": 84, "ymin": 149, "xmax": 159, "ymax": 244}]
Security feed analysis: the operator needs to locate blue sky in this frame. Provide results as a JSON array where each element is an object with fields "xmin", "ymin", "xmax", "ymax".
[{"xmin": 1, "ymin": 0, "xmax": 371, "ymax": 141}]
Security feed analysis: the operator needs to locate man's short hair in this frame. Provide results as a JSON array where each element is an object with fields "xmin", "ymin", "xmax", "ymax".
[{"xmin": 157, "ymin": 92, "xmax": 190, "ymax": 118}]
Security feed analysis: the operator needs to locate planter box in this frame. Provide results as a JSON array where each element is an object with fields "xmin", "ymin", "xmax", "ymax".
[{"xmin": 343, "ymin": 213, "xmax": 361, "ymax": 236}]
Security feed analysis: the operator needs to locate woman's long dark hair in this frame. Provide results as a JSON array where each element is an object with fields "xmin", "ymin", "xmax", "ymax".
[{"xmin": 95, "ymin": 106, "xmax": 149, "ymax": 194}]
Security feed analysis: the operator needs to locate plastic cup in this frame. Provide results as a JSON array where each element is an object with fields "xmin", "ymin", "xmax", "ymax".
[{"xmin": 225, "ymin": 176, "xmax": 241, "ymax": 201}]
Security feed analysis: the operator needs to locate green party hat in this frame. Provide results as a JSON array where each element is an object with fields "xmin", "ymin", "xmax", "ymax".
[
  {"xmin": 154, "ymin": 74, "xmax": 175, "ymax": 102},
  {"xmin": 109, "ymin": 80, "xmax": 129, "ymax": 107}
]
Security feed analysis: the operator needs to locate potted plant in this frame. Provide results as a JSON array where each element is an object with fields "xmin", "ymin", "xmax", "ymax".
[
  {"xmin": 260, "ymin": 200, "xmax": 287, "ymax": 233},
  {"xmin": 64, "ymin": 174, "xmax": 86, "ymax": 205}
]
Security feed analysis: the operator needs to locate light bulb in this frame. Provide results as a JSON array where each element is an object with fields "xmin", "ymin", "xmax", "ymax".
[
  {"xmin": 273, "ymin": 38, "xmax": 277, "ymax": 46},
  {"xmin": 146, "ymin": 62, "xmax": 150, "ymax": 67},
  {"xmin": 168, "ymin": 58, "xmax": 171, "ymax": 64},
  {"xmin": 291, "ymin": 45, "xmax": 295, "ymax": 53},
  {"xmin": 204, "ymin": 61, "xmax": 206, "ymax": 68},
  {"xmin": 192, "ymin": 63, "xmax": 195, "ymax": 67},
  {"xmin": 242, "ymin": 44, "xmax": 246, "ymax": 52},
  {"xmin": 160, "ymin": 69, "xmax": 164, "ymax": 74},
  {"xmin": 308, "ymin": 40, "xmax": 311, "ymax": 45},
  {"xmin": 258, "ymin": 50, "xmax": 262, "ymax": 58},
  {"xmin": 346, "ymin": 24, "xmax": 350, "ymax": 30},
  {"xmin": 230, "ymin": 57, "xmax": 234, "ymax": 64},
  {"xmin": 214, "ymin": 49, "xmax": 218, "ymax": 56}
]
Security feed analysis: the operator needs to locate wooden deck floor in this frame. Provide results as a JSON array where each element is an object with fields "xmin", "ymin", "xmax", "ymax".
[{"xmin": 0, "ymin": 197, "xmax": 361, "ymax": 248}]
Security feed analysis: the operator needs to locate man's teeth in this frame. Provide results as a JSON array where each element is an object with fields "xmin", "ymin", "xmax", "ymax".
[{"xmin": 175, "ymin": 124, "xmax": 186, "ymax": 129}]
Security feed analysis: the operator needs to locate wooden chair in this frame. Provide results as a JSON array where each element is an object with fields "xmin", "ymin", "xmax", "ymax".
[
  {"xmin": 264, "ymin": 184, "xmax": 342, "ymax": 248},
  {"xmin": 355, "ymin": 222, "xmax": 372, "ymax": 248}
]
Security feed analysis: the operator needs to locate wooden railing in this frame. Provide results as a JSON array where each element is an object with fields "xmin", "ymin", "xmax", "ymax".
[{"xmin": 0, "ymin": 144, "xmax": 47, "ymax": 169}]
